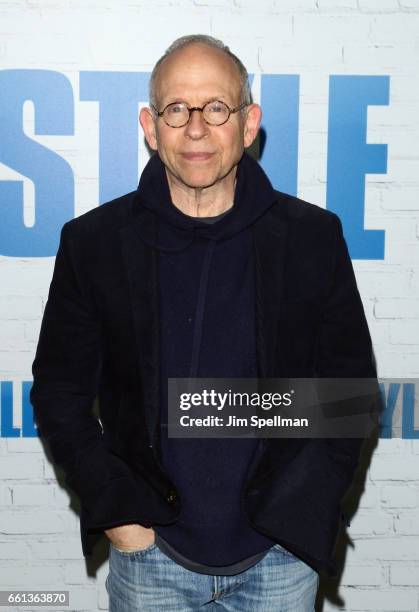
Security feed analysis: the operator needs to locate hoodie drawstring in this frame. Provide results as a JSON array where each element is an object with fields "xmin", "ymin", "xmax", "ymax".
[{"xmin": 189, "ymin": 239, "xmax": 217, "ymax": 378}]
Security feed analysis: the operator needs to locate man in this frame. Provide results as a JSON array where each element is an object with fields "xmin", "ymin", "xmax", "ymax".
[{"xmin": 31, "ymin": 35, "xmax": 376, "ymax": 611}]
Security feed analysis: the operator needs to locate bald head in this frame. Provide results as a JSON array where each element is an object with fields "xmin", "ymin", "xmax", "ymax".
[
  {"xmin": 149, "ymin": 34, "xmax": 252, "ymax": 109},
  {"xmin": 153, "ymin": 43, "xmax": 246, "ymax": 114}
]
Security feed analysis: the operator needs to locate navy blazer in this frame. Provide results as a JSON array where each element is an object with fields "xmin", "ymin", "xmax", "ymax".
[{"xmin": 30, "ymin": 187, "xmax": 376, "ymax": 576}]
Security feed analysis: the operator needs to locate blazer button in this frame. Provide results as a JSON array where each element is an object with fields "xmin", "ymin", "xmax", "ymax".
[
  {"xmin": 247, "ymin": 488, "xmax": 259, "ymax": 496},
  {"xmin": 167, "ymin": 491, "xmax": 177, "ymax": 504}
]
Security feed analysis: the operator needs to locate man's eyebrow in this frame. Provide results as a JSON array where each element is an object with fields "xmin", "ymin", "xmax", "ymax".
[
  {"xmin": 164, "ymin": 98, "xmax": 188, "ymax": 105},
  {"xmin": 205, "ymin": 96, "xmax": 227, "ymax": 102},
  {"xmin": 162, "ymin": 95, "xmax": 229, "ymax": 107},
  {"xmin": 158, "ymin": 98, "xmax": 189, "ymax": 109}
]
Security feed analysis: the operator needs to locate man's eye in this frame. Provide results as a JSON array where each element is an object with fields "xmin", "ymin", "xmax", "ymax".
[
  {"xmin": 207, "ymin": 102, "xmax": 225, "ymax": 113},
  {"xmin": 168, "ymin": 104, "xmax": 185, "ymax": 114}
]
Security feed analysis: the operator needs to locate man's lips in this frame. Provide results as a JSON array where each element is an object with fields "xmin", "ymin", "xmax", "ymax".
[{"xmin": 181, "ymin": 152, "xmax": 214, "ymax": 161}]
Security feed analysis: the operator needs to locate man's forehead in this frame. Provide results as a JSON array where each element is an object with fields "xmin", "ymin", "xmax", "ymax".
[
  {"xmin": 158, "ymin": 85, "xmax": 238, "ymax": 107},
  {"xmin": 154, "ymin": 43, "xmax": 242, "ymax": 105}
]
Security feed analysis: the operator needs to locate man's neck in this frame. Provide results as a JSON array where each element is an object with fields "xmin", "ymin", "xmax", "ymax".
[{"xmin": 165, "ymin": 169, "xmax": 236, "ymax": 218}]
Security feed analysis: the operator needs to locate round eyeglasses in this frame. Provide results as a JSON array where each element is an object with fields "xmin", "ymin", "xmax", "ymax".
[{"xmin": 151, "ymin": 100, "xmax": 247, "ymax": 128}]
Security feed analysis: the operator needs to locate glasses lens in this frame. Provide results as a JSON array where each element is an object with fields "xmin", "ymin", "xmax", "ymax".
[
  {"xmin": 203, "ymin": 101, "xmax": 230, "ymax": 125},
  {"xmin": 163, "ymin": 103, "xmax": 190, "ymax": 127}
]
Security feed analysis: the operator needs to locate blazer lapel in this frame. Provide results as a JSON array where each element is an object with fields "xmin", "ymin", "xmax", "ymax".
[
  {"xmin": 253, "ymin": 203, "xmax": 288, "ymax": 378},
  {"xmin": 245, "ymin": 202, "xmax": 289, "ymax": 486},
  {"xmin": 119, "ymin": 207, "xmax": 160, "ymax": 448}
]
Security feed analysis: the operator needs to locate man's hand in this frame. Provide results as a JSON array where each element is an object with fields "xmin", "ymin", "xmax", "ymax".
[{"xmin": 104, "ymin": 523, "xmax": 155, "ymax": 552}]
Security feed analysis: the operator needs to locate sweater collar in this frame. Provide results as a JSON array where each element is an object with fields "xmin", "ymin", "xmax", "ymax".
[{"xmin": 136, "ymin": 152, "xmax": 277, "ymax": 243}]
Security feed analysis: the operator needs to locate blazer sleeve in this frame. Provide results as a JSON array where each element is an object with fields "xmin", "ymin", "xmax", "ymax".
[
  {"xmin": 275, "ymin": 214, "xmax": 379, "ymax": 573},
  {"xmin": 30, "ymin": 222, "xmax": 146, "ymax": 534},
  {"xmin": 313, "ymin": 213, "xmax": 378, "ymax": 518},
  {"xmin": 317, "ymin": 214, "xmax": 376, "ymax": 380}
]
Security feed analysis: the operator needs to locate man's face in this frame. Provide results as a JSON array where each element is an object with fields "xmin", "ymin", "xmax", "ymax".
[{"xmin": 140, "ymin": 43, "xmax": 261, "ymax": 193}]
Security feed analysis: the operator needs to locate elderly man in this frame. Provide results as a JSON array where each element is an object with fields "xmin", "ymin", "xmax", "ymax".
[{"xmin": 31, "ymin": 35, "xmax": 376, "ymax": 611}]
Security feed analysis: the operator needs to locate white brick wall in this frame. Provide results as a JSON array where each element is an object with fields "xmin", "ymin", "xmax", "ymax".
[{"xmin": 0, "ymin": 1, "xmax": 418, "ymax": 610}]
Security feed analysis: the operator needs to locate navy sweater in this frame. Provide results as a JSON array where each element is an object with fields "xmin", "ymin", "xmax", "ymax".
[{"xmin": 137, "ymin": 152, "xmax": 277, "ymax": 568}]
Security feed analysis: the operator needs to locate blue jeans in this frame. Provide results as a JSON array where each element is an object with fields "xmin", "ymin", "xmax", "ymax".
[{"xmin": 106, "ymin": 541, "xmax": 319, "ymax": 611}]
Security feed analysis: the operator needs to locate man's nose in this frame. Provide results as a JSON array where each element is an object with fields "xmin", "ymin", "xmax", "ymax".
[{"xmin": 184, "ymin": 109, "xmax": 209, "ymax": 139}]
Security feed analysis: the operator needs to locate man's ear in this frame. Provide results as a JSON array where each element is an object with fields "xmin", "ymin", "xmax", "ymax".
[
  {"xmin": 139, "ymin": 107, "xmax": 158, "ymax": 151},
  {"xmin": 243, "ymin": 104, "xmax": 262, "ymax": 149}
]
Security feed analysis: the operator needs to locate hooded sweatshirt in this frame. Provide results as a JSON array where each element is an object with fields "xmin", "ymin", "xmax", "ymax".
[{"xmin": 136, "ymin": 152, "xmax": 277, "ymax": 573}]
